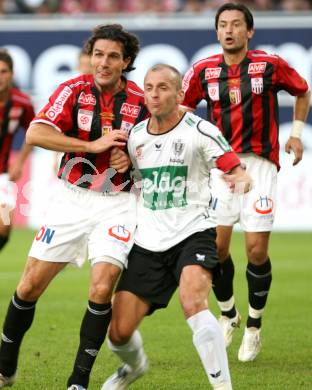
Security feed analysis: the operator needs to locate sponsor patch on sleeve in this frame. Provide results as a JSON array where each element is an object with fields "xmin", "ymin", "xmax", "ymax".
[{"xmin": 46, "ymin": 86, "xmax": 72, "ymax": 121}]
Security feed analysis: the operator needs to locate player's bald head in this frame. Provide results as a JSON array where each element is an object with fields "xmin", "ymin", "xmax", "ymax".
[{"xmin": 144, "ymin": 64, "xmax": 182, "ymax": 91}]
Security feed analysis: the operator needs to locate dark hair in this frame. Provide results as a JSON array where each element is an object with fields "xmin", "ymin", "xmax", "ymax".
[
  {"xmin": 85, "ymin": 24, "xmax": 140, "ymax": 73},
  {"xmin": 215, "ymin": 3, "xmax": 254, "ymax": 31},
  {"xmin": 0, "ymin": 48, "xmax": 13, "ymax": 71}
]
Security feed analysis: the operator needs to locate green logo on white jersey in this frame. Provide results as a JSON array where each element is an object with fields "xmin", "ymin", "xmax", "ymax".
[
  {"xmin": 185, "ymin": 117, "xmax": 196, "ymax": 127},
  {"xmin": 140, "ymin": 165, "xmax": 188, "ymax": 210}
]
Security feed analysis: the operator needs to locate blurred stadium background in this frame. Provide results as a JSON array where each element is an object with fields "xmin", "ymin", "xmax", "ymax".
[{"xmin": 0, "ymin": 2, "xmax": 311, "ymax": 388}]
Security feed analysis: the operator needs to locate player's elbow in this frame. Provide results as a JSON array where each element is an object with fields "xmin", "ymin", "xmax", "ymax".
[{"xmin": 25, "ymin": 125, "xmax": 37, "ymax": 146}]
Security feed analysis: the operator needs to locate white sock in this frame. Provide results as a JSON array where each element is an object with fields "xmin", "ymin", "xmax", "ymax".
[
  {"xmin": 218, "ymin": 296, "xmax": 235, "ymax": 313},
  {"xmin": 187, "ymin": 310, "xmax": 231, "ymax": 387},
  {"xmin": 248, "ymin": 304, "xmax": 264, "ymax": 320},
  {"xmin": 107, "ymin": 330, "xmax": 147, "ymax": 369}
]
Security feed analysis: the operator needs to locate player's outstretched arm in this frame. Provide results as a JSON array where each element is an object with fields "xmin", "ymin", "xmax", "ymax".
[{"xmin": 26, "ymin": 123, "xmax": 128, "ymax": 154}]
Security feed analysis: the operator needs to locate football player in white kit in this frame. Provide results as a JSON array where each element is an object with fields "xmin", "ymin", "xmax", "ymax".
[{"xmin": 101, "ymin": 64, "xmax": 252, "ymax": 390}]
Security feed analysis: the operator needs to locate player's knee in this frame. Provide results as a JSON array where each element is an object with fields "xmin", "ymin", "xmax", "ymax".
[
  {"xmin": 0, "ymin": 234, "xmax": 9, "ymax": 250},
  {"xmin": 89, "ymin": 281, "xmax": 114, "ymax": 303},
  {"xmin": 109, "ymin": 321, "xmax": 133, "ymax": 345},
  {"xmin": 17, "ymin": 278, "xmax": 42, "ymax": 301},
  {"xmin": 180, "ymin": 291, "xmax": 208, "ymax": 318},
  {"xmin": 246, "ymin": 245, "xmax": 268, "ymax": 265}
]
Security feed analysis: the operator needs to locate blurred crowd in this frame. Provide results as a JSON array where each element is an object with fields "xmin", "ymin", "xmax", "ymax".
[{"xmin": 1, "ymin": 0, "xmax": 312, "ymax": 14}]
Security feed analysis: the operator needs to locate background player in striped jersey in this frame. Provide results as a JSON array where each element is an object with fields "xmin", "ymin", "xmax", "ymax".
[
  {"xmin": 182, "ymin": 2, "xmax": 311, "ymax": 362},
  {"xmin": 0, "ymin": 25, "xmax": 148, "ymax": 389},
  {"xmin": 101, "ymin": 64, "xmax": 252, "ymax": 390},
  {"xmin": 0, "ymin": 49, "xmax": 34, "ymax": 252}
]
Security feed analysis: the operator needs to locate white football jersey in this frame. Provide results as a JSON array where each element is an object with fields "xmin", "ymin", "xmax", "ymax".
[{"xmin": 128, "ymin": 111, "xmax": 232, "ymax": 251}]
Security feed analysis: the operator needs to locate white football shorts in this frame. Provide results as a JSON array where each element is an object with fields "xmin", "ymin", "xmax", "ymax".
[
  {"xmin": 211, "ymin": 153, "xmax": 277, "ymax": 232},
  {"xmin": 29, "ymin": 180, "xmax": 137, "ymax": 268}
]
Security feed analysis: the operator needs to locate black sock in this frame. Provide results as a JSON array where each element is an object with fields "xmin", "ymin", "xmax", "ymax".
[
  {"xmin": 0, "ymin": 292, "xmax": 37, "ymax": 376},
  {"xmin": 67, "ymin": 301, "xmax": 112, "ymax": 388},
  {"xmin": 246, "ymin": 259, "xmax": 272, "ymax": 328},
  {"xmin": 213, "ymin": 255, "xmax": 236, "ymax": 318},
  {"xmin": 0, "ymin": 234, "xmax": 9, "ymax": 251}
]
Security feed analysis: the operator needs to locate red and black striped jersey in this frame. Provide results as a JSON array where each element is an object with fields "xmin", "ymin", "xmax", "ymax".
[
  {"xmin": 0, "ymin": 87, "xmax": 35, "ymax": 173},
  {"xmin": 32, "ymin": 74, "xmax": 149, "ymax": 192},
  {"xmin": 182, "ymin": 50, "xmax": 309, "ymax": 168}
]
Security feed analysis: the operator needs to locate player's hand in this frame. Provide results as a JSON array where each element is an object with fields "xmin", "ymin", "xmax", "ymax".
[
  {"xmin": 223, "ymin": 165, "xmax": 252, "ymax": 194},
  {"xmin": 285, "ymin": 136, "xmax": 303, "ymax": 166},
  {"xmin": 88, "ymin": 130, "xmax": 128, "ymax": 154},
  {"xmin": 109, "ymin": 147, "xmax": 131, "ymax": 173}
]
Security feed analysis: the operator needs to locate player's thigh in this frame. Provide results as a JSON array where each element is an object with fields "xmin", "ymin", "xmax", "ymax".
[
  {"xmin": 17, "ymin": 256, "xmax": 66, "ymax": 300},
  {"xmin": 29, "ymin": 182, "xmax": 93, "ymax": 265},
  {"xmin": 180, "ymin": 264, "xmax": 213, "ymax": 298},
  {"xmin": 117, "ymin": 244, "xmax": 177, "ymax": 313},
  {"xmin": 175, "ymin": 229, "xmax": 217, "ymax": 314},
  {"xmin": 88, "ymin": 192, "xmax": 137, "ymax": 268},
  {"xmin": 216, "ymin": 225, "xmax": 233, "ymax": 261},
  {"xmin": 109, "ymin": 291, "xmax": 150, "ymax": 344}
]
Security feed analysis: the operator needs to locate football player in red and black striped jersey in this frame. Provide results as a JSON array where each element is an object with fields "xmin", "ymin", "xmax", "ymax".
[
  {"xmin": 0, "ymin": 49, "xmax": 34, "ymax": 253},
  {"xmin": 0, "ymin": 25, "xmax": 148, "ymax": 390},
  {"xmin": 182, "ymin": 2, "xmax": 311, "ymax": 362}
]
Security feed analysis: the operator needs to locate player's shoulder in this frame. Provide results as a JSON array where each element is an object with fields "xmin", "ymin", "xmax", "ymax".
[
  {"xmin": 248, "ymin": 49, "xmax": 280, "ymax": 65},
  {"xmin": 183, "ymin": 112, "xmax": 219, "ymax": 136},
  {"xmin": 11, "ymin": 87, "xmax": 33, "ymax": 107},
  {"xmin": 192, "ymin": 53, "xmax": 223, "ymax": 71},
  {"xmin": 130, "ymin": 118, "xmax": 149, "ymax": 137},
  {"xmin": 61, "ymin": 74, "xmax": 94, "ymax": 92},
  {"xmin": 182, "ymin": 112, "xmax": 217, "ymax": 134},
  {"xmin": 126, "ymin": 80, "xmax": 144, "ymax": 98}
]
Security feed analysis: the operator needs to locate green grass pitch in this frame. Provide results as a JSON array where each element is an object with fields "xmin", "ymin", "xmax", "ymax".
[{"xmin": 0, "ymin": 228, "xmax": 311, "ymax": 389}]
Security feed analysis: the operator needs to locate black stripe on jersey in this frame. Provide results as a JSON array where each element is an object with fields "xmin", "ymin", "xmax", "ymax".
[
  {"xmin": 261, "ymin": 63, "xmax": 274, "ymax": 159},
  {"xmin": 113, "ymin": 90, "xmax": 127, "ymax": 129},
  {"xmin": 196, "ymin": 120, "xmax": 230, "ymax": 152},
  {"xmin": 136, "ymin": 102, "xmax": 148, "ymax": 124},
  {"xmin": 219, "ymin": 64, "xmax": 232, "ymax": 143},
  {"xmin": 0, "ymin": 100, "xmax": 13, "ymax": 171},
  {"xmin": 0, "ymin": 100, "xmax": 12, "ymax": 142},
  {"xmin": 240, "ymin": 58, "xmax": 253, "ymax": 152},
  {"xmin": 199, "ymin": 68, "xmax": 214, "ymax": 124}
]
